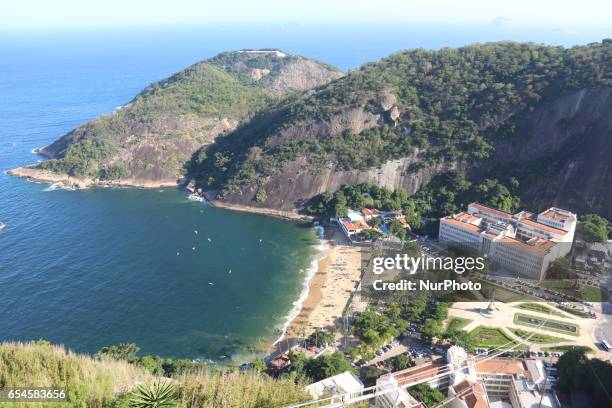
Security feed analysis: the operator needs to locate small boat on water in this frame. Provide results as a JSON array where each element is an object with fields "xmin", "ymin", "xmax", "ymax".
[
  {"xmin": 188, "ymin": 193, "xmax": 205, "ymax": 202},
  {"xmin": 0, "ymin": 223, "xmax": 5, "ymax": 231}
]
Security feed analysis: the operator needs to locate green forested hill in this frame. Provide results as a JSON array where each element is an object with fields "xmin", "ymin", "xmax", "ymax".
[
  {"xmin": 189, "ymin": 40, "xmax": 612, "ymax": 219},
  {"xmin": 32, "ymin": 50, "xmax": 342, "ymax": 184}
]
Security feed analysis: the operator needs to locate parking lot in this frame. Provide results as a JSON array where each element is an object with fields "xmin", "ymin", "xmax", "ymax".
[{"xmin": 364, "ymin": 325, "xmax": 444, "ymax": 369}]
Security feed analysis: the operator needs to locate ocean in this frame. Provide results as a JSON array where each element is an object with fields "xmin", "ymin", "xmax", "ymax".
[{"xmin": 0, "ymin": 23, "xmax": 608, "ymax": 362}]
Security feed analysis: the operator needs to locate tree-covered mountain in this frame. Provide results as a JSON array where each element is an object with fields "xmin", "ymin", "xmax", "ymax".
[
  {"xmin": 14, "ymin": 41, "xmax": 612, "ymax": 219},
  {"xmin": 190, "ymin": 40, "xmax": 612, "ymax": 219},
  {"xmin": 29, "ymin": 50, "xmax": 342, "ymax": 186}
]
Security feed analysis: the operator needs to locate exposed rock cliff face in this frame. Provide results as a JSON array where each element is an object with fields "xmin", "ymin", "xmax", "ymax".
[
  {"xmin": 490, "ymin": 87, "xmax": 612, "ymax": 218},
  {"xmin": 222, "ymin": 153, "xmax": 451, "ymax": 210},
  {"xmin": 265, "ymin": 59, "xmax": 344, "ymax": 96},
  {"xmin": 216, "ymin": 85, "xmax": 612, "ymax": 218}
]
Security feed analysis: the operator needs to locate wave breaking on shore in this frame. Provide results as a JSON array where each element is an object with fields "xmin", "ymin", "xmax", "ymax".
[{"xmin": 273, "ymin": 240, "xmax": 330, "ymax": 346}]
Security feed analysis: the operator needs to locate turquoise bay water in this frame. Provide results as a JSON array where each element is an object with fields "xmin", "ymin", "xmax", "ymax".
[
  {"xmin": 0, "ymin": 184, "xmax": 317, "ymax": 360},
  {"xmin": 0, "ymin": 24, "xmax": 607, "ymax": 361}
]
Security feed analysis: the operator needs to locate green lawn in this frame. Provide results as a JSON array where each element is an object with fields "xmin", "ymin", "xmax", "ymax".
[
  {"xmin": 446, "ymin": 317, "xmax": 470, "ymax": 332},
  {"xmin": 579, "ymin": 285, "xmax": 609, "ymax": 302},
  {"xmin": 469, "ymin": 326, "xmax": 525, "ymax": 349},
  {"xmin": 509, "ymin": 328, "xmax": 567, "ymax": 344},
  {"xmin": 516, "ymin": 303, "xmax": 566, "ymax": 317},
  {"xmin": 513, "ymin": 313, "xmax": 579, "ymax": 336},
  {"xmin": 542, "ymin": 345, "xmax": 593, "ymax": 353},
  {"xmin": 537, "ymin": 280, "xmax": 609, "ymax": 302}
]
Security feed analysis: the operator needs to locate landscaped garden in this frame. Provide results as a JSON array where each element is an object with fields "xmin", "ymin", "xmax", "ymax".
[
  {"xmin": 446, "ymin": 317, "xmax": 471, "ymax": 332},
  {"xmin": 509, "ymin": 328, "xmax": 567, "ymax": 344},
  {"xmin": 516, "ymin": 303, "xmax": 566, "ymax": 317},
  {"xmin": 468, "ymin": 326, "xmax": 525, "ymax": 349},
  {"xmin": 513, "ymin": 313, "xmax": 579, "ymax": 336}
]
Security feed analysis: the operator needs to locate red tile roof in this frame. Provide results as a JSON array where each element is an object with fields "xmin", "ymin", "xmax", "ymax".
[
  {"xmin": 477, "ymin": 358, "xmax": 526, "ymax": 375},
  {"xmin": 452, "ymin": 379, "xmax": 489, "ymax": 408},
  {"xmin": 342, "ymin": 219, "xmax": 370, "ymax": 231},
  {"xmin": 392, "ymin": 361, "xmax": 448, "ymax": 386}
]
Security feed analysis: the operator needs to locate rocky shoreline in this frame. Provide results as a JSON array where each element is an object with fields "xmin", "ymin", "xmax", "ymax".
[
  {"xmin": 8, "ymin": 166, "xmax": 313, "ymax": 222},
  {"xmin": 203, "ymin": 191, "xmax": 313, "ymax": 221},
  {"xmin": 7, "ymin": 166, "xmax": 181, "ymax": 190}
]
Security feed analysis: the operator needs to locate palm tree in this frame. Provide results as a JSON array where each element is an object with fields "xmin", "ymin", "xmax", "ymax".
[{"xmin": 129, "ymin": 380, "xmax": 178, "ymax": 408}]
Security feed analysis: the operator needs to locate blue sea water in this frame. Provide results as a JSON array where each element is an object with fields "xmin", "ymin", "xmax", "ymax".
[{"xmin": 0, "ymin": 23, "xmax": 608, "ymax": 361}]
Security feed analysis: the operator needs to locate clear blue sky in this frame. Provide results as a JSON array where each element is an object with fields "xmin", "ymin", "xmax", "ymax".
[{"xmin": 2, "ymin": 0, "xmax": 611, "ymax": 30}]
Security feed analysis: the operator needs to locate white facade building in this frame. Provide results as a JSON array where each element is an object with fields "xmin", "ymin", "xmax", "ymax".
[{"xmin": 439, "ymin": 203, "xmax": 577, "ymax": 280}]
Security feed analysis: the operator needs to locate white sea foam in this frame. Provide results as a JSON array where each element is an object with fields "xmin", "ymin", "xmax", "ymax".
[
  {"xmin": 42, "ymin": 182, "xmax": 60, "ymax": 192},
  {"xmin": 273, "ymin": 239, "xmax": 330, "ymax": 346}
]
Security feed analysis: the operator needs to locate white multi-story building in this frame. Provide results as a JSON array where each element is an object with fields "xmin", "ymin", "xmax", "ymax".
[{"xmin": 438, "ymin": 203, "xmax": 576, "ymax": 280}]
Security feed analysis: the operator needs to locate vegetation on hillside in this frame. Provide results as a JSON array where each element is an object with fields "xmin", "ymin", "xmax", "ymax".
[
  {"xmin": 579, "ymin": 213, "xmax": 612, "ymax": 243},
  {"xmin": 287, "ymin": 351, "xmax": 356, "ymax": 383},
  {"xmin": 36, "ymin": 50, "xmax": 340, "ymax": 181},
  {"xmin": 303, "ymin": 175, "xmax": 520, "ymax": 234},
  {"xmin": 191, "ymin": 40, "xmax": 612, "ymax": 196},
  {"xmin": 0, "ymin": 341, "xmax": 310, "ymax": 408}
]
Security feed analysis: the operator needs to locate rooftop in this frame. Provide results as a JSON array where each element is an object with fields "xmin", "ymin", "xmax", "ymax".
[
  {"xmin": 452, "ymin": 379, "xmax": 489, "ymax": 408},
  {"xmin": 498, "ymin": 236, "xmax": 557, "ymax": 255},
  {"xmin": 518, "ymin": 217, "xmax": 568, "ymax": 235},
  {"xmin": 362, "ymin": 208, "xmax": 380, "ymax": 216},
  {"xmin": 468, "ymin": 202, "xmax": 513, "ymax": 220},
  {"xmin": 391, "ymin": 359, "xmax": 448, "ymax": 386},
  {"xmin": 540, "ymin": 208, "xmax": 576, "ymax": 222},
  {"xmin": 476, "ymin": 358, "xmax": 527, "ymax": 375},
  {"xmin": 341, "ymin": 219, "xmax": 370, "ymax": 231},
  {"xmin": 455, "ymin": 212, "xmax": 482, "ymax": 224},
  {"xmin": 442, "ymin": 216, "xmax": 484, "ymax": 233},
  {"xmin": 306, "ymin": 371, "xmax": 364, "ymax": 399}
]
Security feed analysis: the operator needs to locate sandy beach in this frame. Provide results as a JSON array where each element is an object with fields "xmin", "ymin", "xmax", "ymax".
[{"xmin": 285, "ymin": 230, "xmax": 363, "ymax": 339}]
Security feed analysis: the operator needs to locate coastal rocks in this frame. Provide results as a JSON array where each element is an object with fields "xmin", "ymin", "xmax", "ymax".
[
  {"xmin": 8, "ymin": 166, "xmax": 92, "ymax": 189},
  {"xmin": 7, "ymin": 165, "xmax": 185, "ymax": 190}
]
